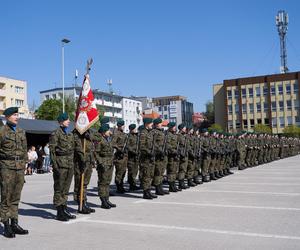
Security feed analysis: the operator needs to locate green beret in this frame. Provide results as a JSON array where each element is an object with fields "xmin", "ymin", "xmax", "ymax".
[
  {"xmin": 202, "ymin": 128, "xmax": 208, "ymax": 133},
  {"xmin": 138, "ymin": 125, "xmax": 145, "ymax": 131},
  {"xmin": 143, "ymin": 118, "xmax": 153, "ymax": 124},
  {"xmin": 99, "ymin": 124, "xmax": 110, "ymax": 133},
  {"xmin": 178, "ymin": 123, "xmax": 185, "ymax": 130},
  {"xmin": 57, "ymin": 112, "xmax": 69, "ymax": 122},
  {"xmin": 100, "ymin": 116, "xmax": 109, "ymax": 124},
  {"xmin": 186, "ymin": 125, "xmax": 193, "ymax": 130},
  {"xmin": 3, "ymin": 107, "xmax": 18, "ymax": 117},
  {"xmin": 117, "ymin": 119, "xmax": 125, "ymax": 127},
  {"xmin": 129, "ymin": 124, "xmax": 136, "ymax": 130},
  {"xmin": 168, "ymin": 122, "xmax": 176, "ymax": 128},
  {"xmin": 153, "ymin": 118, "xmax": 162, "ymax": 125}
]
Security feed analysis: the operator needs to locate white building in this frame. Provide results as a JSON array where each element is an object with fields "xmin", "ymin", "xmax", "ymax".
[{"xmin": 122, "ymin": 98, "xmax": 142, "ymax": 132}]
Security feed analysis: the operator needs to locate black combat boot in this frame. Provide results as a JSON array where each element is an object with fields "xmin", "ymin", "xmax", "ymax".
[
  {"xmin": 78, "ymin": 202, "xmax": 91, "ymax": 214},
  {"xmin": 3, "ymin": 220, "xmax": 15, "ymax": 238},
  {"xmin": 179, "ymin": 180, "xmax": 188, "ymax": 190},
  {"xmin": 203, "ymin": 174, "xmax": 211, "ymax": 182},
  {"xmin": 210, "ymin": 173, "xmax": 218, "ymax": 181},
  {"xmin": 86, "ymin": 204, "xmax": 95, "ymax": 213},
  {"xmin": 116, "ymin": 183, "xmax": 126, "ymax": 194},
  {"xmin": 194, "ymin": 175, "xmax": 203, "ymax": 185},
  {"xmin": 56, "ymin": 205, "xmax": 69, "ymax": 221},
  {"xmin": 106, "ymin": 197, "xmax": 117, "ymax": 208},
  {"xmin": 214, "ymin": 172, "xmax": 221, "ymax": 178},
  {"xmin": 11, "ymin": 219, "xmax": 29, "ymax": 235},
  {"xmin": 149, "ymin": 189, "xmax": 158, "ymax": 199},
  {"xmin": 129, "ymin": 183, "xmax": 140, "ymax": 191},
  {"xmin": 169, "ymin": 182, "xmax": 177, "ymax": 192},
  {"xmin": 63, "ymin": 205, "xmax": 76, "ymax": 219},
  {"xmin": 155, "ymin": 185, "xmax": 165, "ymax": 195},
  {"xmin": 219, "ymin": 171, "xmax": 225, "ymax": 177},
  {"xmin": 188, "ymin": 179, "xmax": 196, "ymax": 187},
  {"xmin": 143, "ymin": 190, "xmax": 153, "ymax": 199},
  {"xmin": 176, "ymin": 182, "xmax": 182, "ymax": 191},
  {"xmin": 100, "ymin": 197, "xmax": 111, "ymax": 209},
  {"xmin": 227, "ymin": 168, "xmax": 234, "ymax": 175},
  {"xmin": 160, "ymin": 184, "xmax": 169, "ymax": 195}
]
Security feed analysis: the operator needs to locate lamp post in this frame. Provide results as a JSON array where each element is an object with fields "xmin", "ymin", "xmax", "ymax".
[{"xmin": 61, "ymin": 38, "xmax": 71, "ymax": 113}]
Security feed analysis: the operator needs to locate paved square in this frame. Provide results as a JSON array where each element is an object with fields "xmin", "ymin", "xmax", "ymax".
[{"xmin": 1, "ymin": 155, "xmax": 300, "ymax": 250}]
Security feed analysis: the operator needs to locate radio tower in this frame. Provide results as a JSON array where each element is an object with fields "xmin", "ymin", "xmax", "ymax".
[
  {"xmin": 276, "ymin": 10, "xmax": 289, "ymax": 73},
  {"xmin": 107, "ymin": 79, "xmax": 114, "ymax": 94}
]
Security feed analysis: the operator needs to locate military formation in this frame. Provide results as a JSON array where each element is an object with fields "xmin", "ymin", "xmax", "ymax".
[{"xmin": 1, "ymin": 107, "xmax": 300, "ymax": 238}]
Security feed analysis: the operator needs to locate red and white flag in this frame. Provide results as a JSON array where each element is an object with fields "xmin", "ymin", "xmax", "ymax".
[{"xmin": 75, "ymin": 74, "xmax": 99, "ymax": 134}]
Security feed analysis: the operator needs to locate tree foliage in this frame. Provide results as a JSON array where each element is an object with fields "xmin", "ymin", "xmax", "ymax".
[
  {"xmin": 208, "ymin": 123, "xmax": 223, "ymax": 133},
  {"xmin": 283, "ymin": 125, "xmax": 300, "ymax": 137},
  {"xmin": 253, "ymin": 124, "xmax": 272, "ymax": 134},
  {"xmin": 204, "ymin": 101, "xmax": 214, "ymax": 126}
]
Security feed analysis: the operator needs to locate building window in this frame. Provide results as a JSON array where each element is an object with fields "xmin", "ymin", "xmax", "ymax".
[
  {"xmin": 228, "ymin": 120, "xmax": 233, "ymax": 129},
  {"xmin": 271, "ymin": 101, "xmax": 276, "ymax": 111},
  {"xmin": 45, "ymin": 95, "xmax": 49, "ymax": 100},
  {"xmin": 296, "ymin": 116, "xmax": 300, "ymax": 124},
  {"xmin": 286, "ymin": 84, "xmax": 291, "ymax": 94},
  {"xmin": 257, "ymin": 118, "xmax": 262, "ymax": 124},
  {"xmin": 250, "ymin": 119, "xmax": 254, "ymax": 128},
  {"xmin": 227, "ymin": 90, "xmax": 232, "ymax": 99},
  {"xmin": 235, "ymin": 104, "xmax": 239, "ymax": 114},
  {"xmin": 256, "ymin": 87, "xmax": 261, "ymax": 97},
  {"xmin": 264, "ymin": 102, "xmax": 269, "ymax": 111},
  {"xmin": 287, "ymin": 116, "xmax": 292, "ymax": 125},
  {"xmin": 278, "ymin": 84, "xmax": 283, "ymax": 95},
  {"xmin": 264, "ymin": 118, "xmax": 269, "ymax": 125},
  {"xmin": 15, "ymin": 99, "xmax": 24, "ymax": 107},
  {"xmin": 286, "ymin": 100, "xmax": 292, "ymax": 110},
  {"xmin": 164, "ymin": 106, "xmax": 168, "ymax": 111},
  {"xmin": 272, "ymin": 118, "xmax": 277, "ymax": 126},
  {"xmin": 164, "ymin": 115, "xmax": 168, "ymax": 120},
  {"xmin": 279, "ymin": 117, "xmax": 285, "ymax": 127},
  {"xmin": 294, "ymin": 83, "xmax": 299, "ymax": 93},
  {"xmin": 236, "ymin": 121, "xmax": 241, "ymax": 128},
  {"xmin": 228, "ymin": 105, "xmax": 232, "ymax": 114},
  {"xmin": 279, "ymin": 101, "xmax": 284, "ymax": 111},
  {"xmin": 243, "ymin": 120, "xmax": 248, "ymax": 128},
  {"xmin": 15, "ymin": 86, "xmax": 24, "ymax": 94},
  {"xmin": 271, "ymin": 85, "xmax": 276, "ymax": 95},
  {"xmin": 234, "ymin": 89, "xmax": 239, "ymax": 98},
  {"xmin": 53, "ymin": 94, "xmax": 56, "ymax": 99},
  {"xmin": 256, "ymin": 102, "xmax": 261, "ymax": 112},
  {"xmin": 248, "ymin": 88, "xmax": 253, "ymax": 98},
  {"xmin": 242, "ymin": 104, "xmax": 247, "ymax": 113},
  {"xmin": 294, "ymin": 100, "xmax": 300, "ymax": 109},
  {"xmin": 158, "ymin": 106, "xmax": 162, "ymax": 112},
  {"xmin": 263, "ymin": 86, "xmax": 268, "ymax": 96},
  {"xmin": 249, "ymin": 103, "xmax": 254, "ymax": 113},
  {"xmin": 242, "ymin": 88, "xmax": 246, "ymax": 98}
]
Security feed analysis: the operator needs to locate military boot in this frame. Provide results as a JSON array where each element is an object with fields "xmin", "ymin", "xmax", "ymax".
[
  {"xmin": 227, "ymin": 168, "xmax": 234, "ymax": 175},
  {"xmin": 116, "ymin": 183, "xmax": 126, "ymax": 194},
  {"xmin": 203, "ymin": 174, "xmax": 211, "ymax": 182},
  {"xmin": 149, "ymin": 190, "xmax": 158, "ymax": 199},
  {"xmin": 194, "ymin": 175, "xmax": 203, "ymax": 185},
  {"xmin": 210, "ymin": 173, "xmax": 218, "ymax": 181},
  {"xmin": 214, "ymin": 172, "xmax": 221, "ymax": 178},
  {"xmin": 11, "ymin": 219, "xmax": 29, "ymax": 235},
  {"xmin": 178, "ymin": 180, "xmax": 187, "ymax": 190},
  {"xmin": 3, "ymin": 220, "xmax": 15, "ymax": 238},
  {"xmin": 86, "ymin": 204, "xmax": 96, "ymax": 213},
  {"xmin": 56, "ymin": 205, "xmax": 69, "ymax": 221},
  {"xmin": 106, "ymin": 197, "xmax": 117, "ymax": 208},
  {"xmin": 100, "ymin": 197, "xmax": 111, "ymax": 209},
  {"xmin": 188, "ymin": 179, "xmax": 196, "ymax": 187},
  {"xmin": 219, "ymin": 171, "xmax": 225, "ymax": 177},
  {"xmin": 129, "ymin": 183, "xmax": 140, "ymax": 191},
  {"xmin": 143, "ymin": 190, "xmax": 153, "ymax": 199},
  {"xmin": 78, "ymin": 202, "xmax": 91, "ymax": 214},
  {"xmin": 63, "ymin": 205, "xmax": 76, "ymax": 219},
  {"xmin": 169, "ymin": 182, "xmax": 178, "ymax": 192},
  {"xmin": 160, "ymin": 184, "xmax": 169, "ymax": 195},
  {"xmin": 155, "ymin": 185, "xmax": 165, "ymax": 195}
]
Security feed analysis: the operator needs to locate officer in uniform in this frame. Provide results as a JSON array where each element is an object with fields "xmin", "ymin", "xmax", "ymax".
[
  {"xmin": 126, "ymin": 124, "xmax": 140, "ymax": 191},
  {"xmin": 94, "ymin": 124, "xmax": 116, "ymax": 209},
  {"xmin": 201, "ymin": 129, "xmax": 211, "ymax": 182},
  {"xmin": 177, "ymin": 124, "xmax": 189, "ymax": 190},
  {"xmin": 73, "ymin": 128, "xmax": 95, "ymax": 214},
  {"xmin": 0, "ymin": 107, "xmax": 28, "ymax": 238},
  {"xmin": 111, "ymin": 120, "xmax": 128, "ymax": 193},
  {"xmin": 50, "ymin": 112, "xmax": 76, "ymax": 221},
  {"xmin": 152, "ymin": 118, "xmax": 169, "ymax": 196}
]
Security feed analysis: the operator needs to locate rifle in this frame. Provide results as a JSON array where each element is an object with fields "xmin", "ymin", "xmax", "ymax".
[
  {"xmin": 135, "ymin": 132, "xmax": 141, "ymax": 161},
  {"xmin": 182, "ymin": 135, "xmax": 188, "ymax": 157},
  {"xmin": 150, "ymin": 131, "xmax": 156, "ymax": 162},
  {"xmin": 162, "ymin": 130, "xmax": 168, "ymax": 155},
  {"xmin": 121, "ymin": 134, "xmax": 129, "ymax": 154}
]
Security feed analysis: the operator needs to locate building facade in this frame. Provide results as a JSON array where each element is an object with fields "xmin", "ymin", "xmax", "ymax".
[
  {"xmin": 0, "ymin": 76, "xmax": 29, "ymax": 118},
  {"xmin": 214, "ymin": 71, "xmax": 300, "ymax": 133},
  {"xmin": 152, "ymin": 95, "xmax": 194, "ymax": 127}
]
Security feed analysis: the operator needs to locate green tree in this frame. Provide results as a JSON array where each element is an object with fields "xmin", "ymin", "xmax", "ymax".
[
  {"xmin": 36, "ymin": 97, "xmax": 76, "ymax": 121},
  {"xmin": 283, "ymin": 125, "xmax": 300, "ymax": 137},
  {"xmin": 204, "ymin": 101, "xmax": 214, "ymax": 126},
  {"xmin": 208, "ymin": 123, "xmax": 223, "ymax": 133},
  {"xmin": 253, "ymin": 124, "xmax": 272, "ymax": 134}
]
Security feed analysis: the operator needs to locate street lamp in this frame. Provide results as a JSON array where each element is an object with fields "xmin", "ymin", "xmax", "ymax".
[{"xmin": 61, "ymin": 38, "xmax": 71, "ymax": 113}]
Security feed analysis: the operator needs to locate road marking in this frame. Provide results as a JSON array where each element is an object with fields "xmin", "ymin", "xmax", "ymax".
[
  {"xmin": 185, "ymin": 190, "xmax": 300, "ymax": 196},
  {"xmin": 215, "ymin": 182, "xmax": 300, "ymax": 186},
  {"xmin": 135, "ymin": 201, "xmax": 300, "ymax": 211},
  {"xmin": 65, "ymin": 216, "xmax": 91, "ymax": 224},
  {"xmin": 69, "ymin": 219, "xmax": 300, "ymax": 240},
  {"xmin": 231, "ymin": 176, "xmax": 300, "ymax": 180}
]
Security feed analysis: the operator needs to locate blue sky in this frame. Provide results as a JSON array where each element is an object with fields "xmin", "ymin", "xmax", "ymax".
[{"xmin": 0, "ymin": 0, "xmax": 300, "ymax": 111}]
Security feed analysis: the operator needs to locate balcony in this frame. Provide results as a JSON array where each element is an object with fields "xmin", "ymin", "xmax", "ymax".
[
  {"xmin": 0, "ymin": 89, "xmax": 6, "ymax": 97},
  {"xmin": 103, "ymin": 101, "xmax": 113, "ymax": 107},
  {"xmin": 113, "ymin": 103, "xmax": 122, "ymax": 108},
  {"xmin": 104, "ymin": 111, "xmax": 113, "ymax": 117},
  {"xmin": 0, "ymin": 102, "xmax": 6, "ymax": 110}
]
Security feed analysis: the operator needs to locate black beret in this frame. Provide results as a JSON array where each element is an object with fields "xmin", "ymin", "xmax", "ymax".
[
  {"xmin": 57, "ymin": 112, "xmax": 69, "ymax": 122},
  {"xmin": 178, "ymin": 123, "xmax": 185, "ymax": 130},
  {"xmin": 3, "ymin": 107, "xmax": 18, "ymax": 117},
  {"xmin": 153, "ymin": 118, "xmax": 162, "ymax": 125},
  {"xmin": 99, "ymin": 124, "xmax": 110, "ymax": 133},
  {"xmin": 117, "ymin": 119, "xmax": 125, "ymax": 126},
  {"xmin": 168, "ymin": 122, "xmax": 176, "ymax": 128},
  {"xmin": 143, "ymin": 118, "xmax": 153, "ymax": 124},
  {"xmin": 100, "ymin": 116, "xmax": 109, "ymax": 124},
  {"xmin": 129, "ymin": 124, "xmax": 136, "ymax": 130}
]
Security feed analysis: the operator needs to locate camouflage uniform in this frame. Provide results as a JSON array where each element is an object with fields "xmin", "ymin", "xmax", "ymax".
[
  {"xmin": 166, "ymin": 130, "xmax": 179, "ymax": 191},
  {"xmin": 126, "ymin": 131, "xmax": 139, "ymax": 189}
]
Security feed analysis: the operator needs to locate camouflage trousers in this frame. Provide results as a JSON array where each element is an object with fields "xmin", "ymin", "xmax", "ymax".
[
  {"xmin": 73, "ymin": 161, "xmax": 93, "ymax": 202},
  {"xmin": 127, "ymin": 156, "xmax": 139, "ymax": 186},
  {"xmin": 178, "ymin": 157, "xmax": 188, "ymax": 180},
  {"xmin": 140, "ymin": 156, "xmax": 155, "ymax": 191},
  {"xmin": 167, "ymin": 156, "xmax": 179, "ymax": 182},
  {"xmin": 186, "ymin": 158, "xmax": 195, "ymax": 179},
  {"xmin": 209, "ymin": 154, "xmax": 217, "ymax": 173},
  {"xmin": 53, "ymin": 167, "xmax": 74, "ymax": 207},
  {"xmin": 153, "ymin": 156, "xmax": 167, "ymax": 186},
  {"xmin": 97, "ymin": 164, "xmax": 113, "ymax": 198},
  {"xmin": 114, "ymin": 155, "xmax": 128, "ymax": 185},
  {"xmin": 0, "ymin": 168, "xmax": 24, "ymax": 221},
  {"xmin": 194, "ymin": 159, "xmax": 201, "ymax": 178},
  {"xmin": 201, "ymin": 154, "xmax": 211, "ymax": 176}
]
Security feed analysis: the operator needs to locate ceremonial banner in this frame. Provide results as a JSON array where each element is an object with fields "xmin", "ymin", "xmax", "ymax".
[{"xmin": 75, "ymin": 73, "xmax": 99, "ymax": 134}]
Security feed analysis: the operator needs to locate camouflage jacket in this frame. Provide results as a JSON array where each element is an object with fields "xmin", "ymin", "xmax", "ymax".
[
  {"xmin": 94, "ymin": 134, "xmax": 113, "ymax": 166},
  {"xmin": 166, "ymin": 131, "xmax": 178, "ymax": 156},
  {"xmin": 73, "ymin": 129, "xmax": 94, "ymax": 165},
  {"xmin": 111, "ymin": 129, "xmax": 128, "ymax": 154},
  {"xmin": 139, "ymin": 128, "xmax": 154, "ymax": 157}
]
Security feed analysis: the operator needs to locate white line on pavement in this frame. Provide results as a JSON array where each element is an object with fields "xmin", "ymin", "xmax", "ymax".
[
  {"xmin": 184, "ymin": 190, "xmax": 300, "ymax": 196},
  {"xmin": 135, "ymin": 201, "xmax": 300, "ymax": 211},
  {"xmin": 65, "ymin": 216, "xmax": 91, "ymax": 224},
  {"xmin": 215, "ymin": 182, "xmax": 300, "ymax": 186},
  {"xmin": 68, "ymin": 219, "xmax": 300, "ymax": 240}
]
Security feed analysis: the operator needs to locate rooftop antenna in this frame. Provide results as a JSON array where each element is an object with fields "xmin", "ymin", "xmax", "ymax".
[
  {"xmin": 276, "ymin": 10, "xmax": 289, "ymax": 73},
  {"xmin": 107, "ymin": 78, "xmax": 114, "ymax": 94},
  {"xmin": 74, "ymin": 69, "xmax": 79, "ymax": 87}
]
